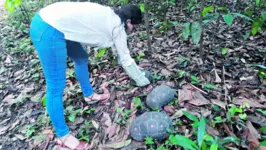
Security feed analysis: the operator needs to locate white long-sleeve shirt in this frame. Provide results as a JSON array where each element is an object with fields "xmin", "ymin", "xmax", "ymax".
[{"xmin": 39, "ymin": 2, "xmax": 134, "ymax": 66}]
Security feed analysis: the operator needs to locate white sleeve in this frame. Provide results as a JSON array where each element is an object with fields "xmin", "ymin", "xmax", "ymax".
[
  {"xmin": 113, "ymin": 28, "xmax": 134, "ymax": 67},
  {"xmin": 112, "ymin": 27, "xmax": 150, "ymax": 87}
]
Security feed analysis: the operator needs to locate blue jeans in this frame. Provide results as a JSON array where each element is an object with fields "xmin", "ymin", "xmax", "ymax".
[{"xmin": 30, "ymin": 13, "xmax": 94, "ymax": 137}]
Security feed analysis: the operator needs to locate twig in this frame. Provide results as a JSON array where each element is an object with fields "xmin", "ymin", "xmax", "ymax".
[
  {"xmin": 43, "ymin": 137, "xmax": 50, "ymax": 150},
  {"xmin": 189, "ymin": 83, "xmax": 208, "ymax": 95},
  {"xmin": 222, "ymin": 66, "xmax": 226, "ymax": 100},
  {"xmin": 199, "ymin": 0, "xmax": 205, "ymax": 59},
  {"xmin": 144, "ymin": 0, "xmax": 152, "ymax": 52}
]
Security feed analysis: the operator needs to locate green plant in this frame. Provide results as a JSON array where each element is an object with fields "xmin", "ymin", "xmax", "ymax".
[
  {"xmin": 145, "ymin": 137, "xmax": 155, "ymax": 145},
  {"xmin": 85, "ymin": 108, "xmax": 96, "ymax": 115},
  {"xmin": 78, "ymin": 121, "xmax": 92, "ymax": 142},
  {"xmin": 116, "ymin": 97, "xmax": 144, "ymax": 125},
  {"xmin": 4, "ymin": 0, "xmax": 21, "ymax": 12},
  {"xmin": 152, "ymin": 73, "xmax": 161, "ymax": 80},
  {"xmin": 66, "ymin": 106, "xmax": 82, "ymax": 122},
  {"xmin": 212, "ymin": 116, "xmax": 223, "ymax": 127},
  {"xmin": 183, "ymin": 111, "xmax": 199, "ymax": 128},
  {"xmin": 136, "ymin": 53, "xmax": 145, "ymax": 61},
  {"xmin": 191, "ymin": 75, "xmax": 201, "ymax": 85},
  {"xmin": 227, "ymin": 104, "xmax": 249, "ymax": 122},
  {"xmin": 24, "ymin": 125, "xmax": 36, "ymax": 138}
]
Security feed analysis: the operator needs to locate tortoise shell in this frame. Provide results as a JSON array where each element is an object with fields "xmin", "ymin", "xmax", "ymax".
[
  {"xmin": 129, "ymin": 112, "xmax": 172, "ymax": 141},
  {"xmin": 146, "ymin": 85, "xmax": 176, "ymax": 109}
]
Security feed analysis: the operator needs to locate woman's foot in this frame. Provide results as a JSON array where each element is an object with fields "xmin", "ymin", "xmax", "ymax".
[
  {"xmin": 57, "ymin": 133, "xmax": 92, "ymax": 150},
  {"xmin": 85, "ymin": 93, "xmax": 110, "ymax": 104}
]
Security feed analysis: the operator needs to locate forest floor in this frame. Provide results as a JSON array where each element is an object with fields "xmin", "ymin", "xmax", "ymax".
[{"xmin": 1, "ymin": 2, "xmax": 266, "ymax": 150}]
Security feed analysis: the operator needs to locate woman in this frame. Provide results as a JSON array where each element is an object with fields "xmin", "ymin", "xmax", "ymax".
[{"xmin": 30, "ymin": 2, "xmax": 150, "ymax": 149}]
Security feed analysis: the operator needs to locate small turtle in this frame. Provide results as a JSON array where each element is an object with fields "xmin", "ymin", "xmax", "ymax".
[
  {"xmin": 146, "ymin": 85, "xmax": 176, "ymax": 109},
  {"xmin": 129, "ymin": 112, "xmax": 172, "ymax": 141}
]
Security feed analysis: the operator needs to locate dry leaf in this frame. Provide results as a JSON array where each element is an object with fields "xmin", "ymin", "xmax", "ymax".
[
  {"xmin": 0, "ymin": 125, "xmax": 11, "ymax": 135},
  {"xmin": 248, "ymin": 115, "xmax": 266, "ymax": 127},
  {"xmin": 42, "ymin": 129, "xmax": 54, "ymax": 139},
  {"xmin": 121, "ymin": 140, "xmax": 145, "ymax": 150},
  {"xmin": 3, "ymin": 94, "xmax": 15, "ymax": 105},
  {"xmin": 14, "ymin": 134, "xmax": 26, "ymax": 140},
  {"xmin": 102, "ymin": 139, "xmax": 131, "ymax": 149},
  {"xmin": 247, "ymin": 121, "xmax": 260, "ymax": 148},
  {"xmin": 5, "ymin": 56, "xmax": 11, "ymax": 63},
  {"xmin": 163, "ymin": 105, "xmax": 175, "ymax": 114},
  {"xmin": 213, "ymin": 67, "xmax": 222, "ymax": 83},
  {"xmin": 179, "ymin": 85, "xmax": 209, "ymax": 106},
  {"xmin": 92, "ymin": 120, "xmax": 100, "ymax": 130},
  {"xmin": 211, "ymin": 99, "xmax": 226, "ymax": 110},
  {"xmin": 233, "ymin": 97, "xmax": 266, "ymax": 108},
  {"xmin": 9, "ymin": 120, "xmax": 20, "ymax": 131},
  {"xmin": 108, "ymin": 123, "xmax": 118, "ymax": 138},
  {"xmin": 102, "ymin": 113, "xmax": 112, "ymax": 134},
  {"xmin": 171, "ymin": 108, "xmax": 187, "ymax": 119},
  {"xmin": 206, "ymin": 125, "xmax": 220, "ymax": 137}
]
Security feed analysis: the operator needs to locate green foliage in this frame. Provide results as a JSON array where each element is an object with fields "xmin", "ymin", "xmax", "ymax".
[
  {"xmin": 202, "ymin": 6, "xmax": 214, "ymax": 17},
  {"xmin": 116, "ymin": 97, "xmax": 143, "ymax": 125},
  {"xmin": 139, "ymin": 3, "xmax": 145, "ymax": 12},
  {"xmin": 145, "ymin": 137, "xmax": 155, "ymax": 145},
  {"xmin": 252, "ymin": 18, "xmax": 263, "ymax": 35},
  {"xmin": 136, "ymin": 53, "xmax": 145, "ymax": 61},
  {"xmin": 152, "ymin": 73, "xmax": 161, "ymax": 80},
  {"xmin": 223, "ymin": 14, "xmax": 234, "ymax": 25},
  {"xmin": 41, "ymin": 95, "xmax": 46, "ymax": 107},
  {"xmin": 183, "ymin": 111, "xmax": 199, "ymax": 128},
  {"xmin": 212, "ymin": 116, "xmax": 223, "ymax": 126},
  {"xmin": 221, "ymin": 48, "xmax": 228, "ymax": 55},
  {"xmin": 97, "ymin": 48, "xmax": 106, "ymax": 58},
  {"xmin": 197, "ymin": 117, "xmax": 206, "ymax": 148},
  {"xmin": 191, "ymin": 75, "xmax": 201, "ymax": 85},
  {"xmin": 85, "ymin": 108, "xmax": 96, "ymax": 115},
  {"xmin": 78, "ymin": 121, "xmax": 92, "ymax": 142},
  {"xmin": 24, "ymin": 125, "xmax": 36, "ymax": 138},
  {"xmin": 169, "ymin": 134, "xmax": 198, "ymax": 150},
  {"xmin": 204, "ymin": 84, "xmax": 216, "ymax": 90},
  {"xmin": 183, "ymin": 23, "xmax": 191, "ymax": 39},
  {"xmin": 4, "ymin": 0, "xmax": 21, "ymax": 12},
  {"xmin": 191, "ymin": 22, "xmax": 202, "ymax": 44},
  {"xmin": 66, "ymin": 106, "xmax": 82, "ymax": 122}
]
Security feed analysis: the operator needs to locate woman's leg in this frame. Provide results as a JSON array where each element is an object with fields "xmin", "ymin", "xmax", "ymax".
[
  {"xmin": 66, "ymin": 41, "xmax": 94, "ymax": 97},
  {"xmin": 30, "ymin": 16, "xmax": 69, "ymax": 137},
  {"xmin": 66, "ymin": 41, "xmax": 110, "ymax": 102},
  {"xmin": 34, "ymin": 36, "xmax": 69, "ymax": 137},
  {"xmin": 30, "ymin": 14, "xmax": 92, "ymax": 149}
]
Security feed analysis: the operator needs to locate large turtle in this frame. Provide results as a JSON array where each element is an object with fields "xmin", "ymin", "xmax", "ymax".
[
  {"xmin": 129, "ymin": 112, "xmax": 172, "ymax": 141},
  {"xmin": 146, "ymin": 85, "xmax": 176, "ymax": 109}
]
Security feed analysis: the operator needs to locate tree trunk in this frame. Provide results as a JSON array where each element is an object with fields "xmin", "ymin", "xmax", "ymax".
[
  {"xmin": 144, "ymin": 0, "xmax": 152, "ymax": 52},
  {"xmin": 199, "ymin": 0, "xmax": 204, "ymax": 59}
]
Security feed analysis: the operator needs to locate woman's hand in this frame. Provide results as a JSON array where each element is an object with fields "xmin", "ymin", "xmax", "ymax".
[{"xmin": 123, "ymin": 61, "xmax": 151, "ymax": 87}]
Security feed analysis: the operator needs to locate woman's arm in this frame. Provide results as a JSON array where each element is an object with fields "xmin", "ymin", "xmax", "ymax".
[{"xmin": 113, "ymin": 29, "xmax": 150, "ymax": 87}]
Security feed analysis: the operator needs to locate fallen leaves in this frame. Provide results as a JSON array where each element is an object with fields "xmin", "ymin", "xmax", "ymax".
[
  {"xmin": 100, "ymin": 139, "xmax": 132, "ymax": 149},
  {"xmin": 178, "ymin": 84, "xmax": 210, "ymax": 106},
  {"xmin": 247, "ymin": 121, "xmax": 260, "ymax": 147},
  {"xmin": 233, "ymin": 97, "xmax": 266, "ymax": 109}
]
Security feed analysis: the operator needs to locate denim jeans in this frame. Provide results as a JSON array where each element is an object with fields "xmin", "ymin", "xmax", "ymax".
[{"xmin": 30, "ymin": 13, "xmax": 94, "ymax": 137}]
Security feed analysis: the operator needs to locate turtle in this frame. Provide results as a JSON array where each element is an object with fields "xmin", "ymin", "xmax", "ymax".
[
  {"xmin": 129, "ymin": 112, "xmax": 173, "ymax": 141},
  {"xmin": 146, "ymin": 85, "xmax": 176, "ymax": 109}
]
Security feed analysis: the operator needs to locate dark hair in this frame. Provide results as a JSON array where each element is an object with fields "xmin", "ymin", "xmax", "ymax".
[{"xmin": 114, "ymin": 4, "xmax": 143, "ymax": 28}]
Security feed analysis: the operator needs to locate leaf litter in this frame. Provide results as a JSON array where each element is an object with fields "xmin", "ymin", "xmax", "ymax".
[{"xmin": 1, "ymin": 1, "xmax": 266, "ymax": 150}]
